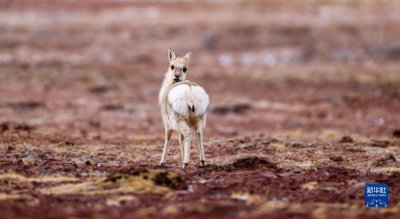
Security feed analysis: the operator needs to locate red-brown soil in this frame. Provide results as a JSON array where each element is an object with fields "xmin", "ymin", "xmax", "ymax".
[{"xmin": 0, "ymin": 1, "xmax": 399, "ymax": 218}]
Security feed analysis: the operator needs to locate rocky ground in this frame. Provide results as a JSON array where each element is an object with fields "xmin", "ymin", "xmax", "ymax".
[{"xmin": 0, "ymin": 0, "xmax": 399, "ymax": 218}]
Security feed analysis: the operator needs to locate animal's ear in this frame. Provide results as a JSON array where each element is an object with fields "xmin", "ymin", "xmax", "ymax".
[
  {"xmin": 184, "ymin": 51, "xmax": 192, "ymax": 63},
  {"xmin": 168, "ymin": 49, "xmax": 176, "ymax": 63}
]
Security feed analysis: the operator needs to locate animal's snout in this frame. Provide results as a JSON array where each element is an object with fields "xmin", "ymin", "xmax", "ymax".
[{"xmin": 174, "ymin": 74, "xmax": 181, "ymax": 82}]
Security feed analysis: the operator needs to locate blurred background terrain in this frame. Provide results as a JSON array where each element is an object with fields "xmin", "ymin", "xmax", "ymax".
[{"xmin": 0, "ymin": 0, "xmax": 399, "ymax": 218}]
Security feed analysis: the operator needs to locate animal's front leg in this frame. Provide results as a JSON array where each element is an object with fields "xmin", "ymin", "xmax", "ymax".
[{"xmin": 160, "ymin": 129, "xmax": 172, "ymax": 165}]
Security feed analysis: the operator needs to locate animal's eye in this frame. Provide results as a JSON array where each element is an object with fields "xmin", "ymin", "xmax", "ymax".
[
  {"xmin": 171, "ymin": 65, "xmax": 175, "ymax": 70},
  {"xmin": 183, "ymin": 67, "xmax": 187, "ymax": 73}
]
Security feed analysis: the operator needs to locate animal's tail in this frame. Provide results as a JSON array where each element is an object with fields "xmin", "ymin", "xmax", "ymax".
[
  {"xmin": 168, "ymin": 84, "xmax": 209, "ymax": 118},
  {"xmin": 188, "ymin": 102, "xmax": 195, "ymax": 113}
]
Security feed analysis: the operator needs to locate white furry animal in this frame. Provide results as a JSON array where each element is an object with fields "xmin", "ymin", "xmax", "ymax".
[{"xmin": 159, "ymin": 49, "xmax": 209, "ymax": 168}]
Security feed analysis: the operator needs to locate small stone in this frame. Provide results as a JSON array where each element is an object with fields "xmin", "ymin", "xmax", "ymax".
[{"xmin": 260, "ymin": 171, "xmax": 277, "ymax": 179}]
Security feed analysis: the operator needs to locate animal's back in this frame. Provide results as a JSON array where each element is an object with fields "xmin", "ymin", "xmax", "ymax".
[{"xmin": 168, "ymin": 84, "xmax": 209, "ymax": 118}]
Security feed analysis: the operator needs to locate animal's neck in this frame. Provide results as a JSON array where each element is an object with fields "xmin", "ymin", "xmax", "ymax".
[
  {"xmin": 162, "ymin": 76, "xmax": 173, "ymax": 89},
  {"xmin": 159, "ymin": 72, "xmax": 174, "ymax": 105}
]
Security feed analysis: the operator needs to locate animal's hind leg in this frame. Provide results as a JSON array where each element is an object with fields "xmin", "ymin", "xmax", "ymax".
[
  {"xmin": 179, "ymin": 122, "xmax": 192, "ymax": 168},
  {"xmin": 160, "ymin": 129, "xmax": 172, "ymax": 165},
  {"xmin": 197, "ymin": 129, "xmax": 206, "ymax": 167},
  {"xmin": 179, "ymin": 133, "xmax": 184, "ymax": 164}
]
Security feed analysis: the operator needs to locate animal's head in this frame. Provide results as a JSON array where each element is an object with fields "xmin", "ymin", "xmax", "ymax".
[{"xmin": 166, "ymin": 49, "xmax": 192, "ymax": 83}]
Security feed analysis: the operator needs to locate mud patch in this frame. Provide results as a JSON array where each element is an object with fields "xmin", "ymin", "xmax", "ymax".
[
  {"xmin": 0, "ymin": 122, "xmax": 35, "ymax": 133},
  {"xmin": 101, "ymin": 103, "xmax": 124, "ymax": 111},
  {"xmin": 151, "ymin": 170, "xmax": 187, "ymax": 190},
  {"xmin": 393, "ymin": 129, "xmax": 400, "ymax": 138},
  {"xmin": 212, "ymin": 104, "xmax": 252, "ymax": 115},
  {"xmin": 369, "ymin": 140, "xmax": 390, "ymax": 147},
  {"xmin": 88, "ymin": 85, "xmax": 113, "ymax": 95},
  {"xmin": 230, "ymin": 157, "xmax": 276, "ymax": 170},
  {"xmin": 340, "ymin": 136, "xmax": 353, "ymax": 143},
  {"xmin": 0, "ymin": 1, "xmax": 400, "ymax": 219},
  {"xmin": 6, "ymin": 101, "xmax": 44, "ymax": 110}
]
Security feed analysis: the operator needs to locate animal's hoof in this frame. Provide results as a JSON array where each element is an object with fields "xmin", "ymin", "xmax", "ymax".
[
  {"xmin": 182, "ymin": 163, "xmax": 189, "ymax": 169},
  {"xmin": 200, "ymin": 160, "xmax": 206, "ymax": 167}
]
